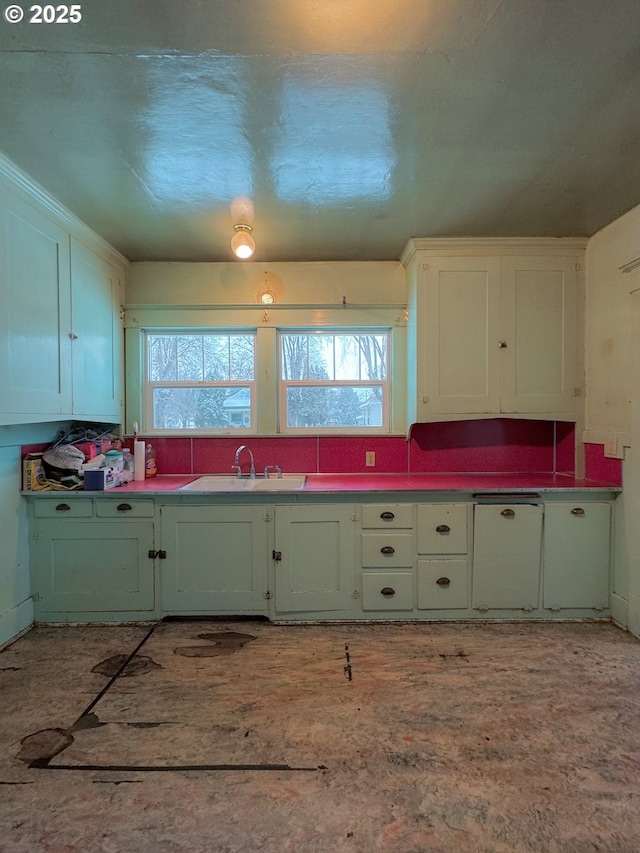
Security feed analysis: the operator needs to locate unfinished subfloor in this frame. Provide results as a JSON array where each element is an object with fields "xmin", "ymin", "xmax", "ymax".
[{"xmin": 1, "ymin": 620, "xmax": 639, "ymax": 852}]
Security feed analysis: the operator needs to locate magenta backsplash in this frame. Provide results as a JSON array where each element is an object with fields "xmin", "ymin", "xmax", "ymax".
[
  {"xmin": 122, "ymin": 419, "xmax": 577, "ymax": 476},
  {"xmin": 584, "ymin": 443, "xmax": 623, "ymax": 486},
  {"xmin": 23, "ymin": 421, "xmax": 626, "ymax": 486}
]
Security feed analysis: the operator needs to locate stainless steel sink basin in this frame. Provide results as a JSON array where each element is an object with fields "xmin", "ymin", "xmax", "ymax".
[{"xmin": 180, "ymin": 475, "xmax": 306, "ymax": 492}]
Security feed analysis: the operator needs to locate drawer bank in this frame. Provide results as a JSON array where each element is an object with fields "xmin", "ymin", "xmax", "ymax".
[{"xmin": 24, "ymin": 473, "xmax": 621, "ymax": 624}]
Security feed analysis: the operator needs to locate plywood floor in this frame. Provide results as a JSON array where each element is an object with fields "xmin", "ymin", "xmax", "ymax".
[{"xmin": 1, "ymin": 620, "xmax": 639, "ymax": 852}]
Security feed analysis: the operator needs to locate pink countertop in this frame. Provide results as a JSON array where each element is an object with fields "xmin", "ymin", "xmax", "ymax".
[
  {"xmin": 302, "ymin": 472, "xmax": 620, "ymax": 492},
  {"xmin": 66, "ymin": 472, "xmax": 622, "ymax": 495}
]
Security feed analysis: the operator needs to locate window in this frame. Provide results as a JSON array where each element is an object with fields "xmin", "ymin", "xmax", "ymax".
[
  {"xmin": 279, "ymin": 331, "xmax": 389, "ymax": 431},
  {"xmin": 145, "ymin": 332, "xmax": 255, "ymax": 431}
]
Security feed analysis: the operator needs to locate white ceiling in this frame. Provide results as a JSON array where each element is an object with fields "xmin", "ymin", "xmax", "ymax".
[{"xmin": 1, "ymin": 0, "xmax": 639, "ymax": 262}]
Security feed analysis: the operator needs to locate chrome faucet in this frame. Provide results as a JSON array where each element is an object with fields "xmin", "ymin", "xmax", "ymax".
[
  {"xmin": 264, "ymin": 464, "xmax": 283, "ymax": 479},
  {"xmin": 232, "ymin": 445, "xmax": 256, "ymax": 479}
]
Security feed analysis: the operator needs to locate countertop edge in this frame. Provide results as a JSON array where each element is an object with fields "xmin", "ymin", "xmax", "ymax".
[{"xmin": 21, "ymin": 472, "xmax": 623, "ymax": 497}]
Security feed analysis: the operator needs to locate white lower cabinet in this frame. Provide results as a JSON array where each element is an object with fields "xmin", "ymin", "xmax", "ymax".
[
  {"xmin": 31, "ymin": 498, "xmax": 155, "ymax": 616},
  {"xmin": 274, "ymin": 504, "xmax": 356, "ymax": 614},
  {"xmin": 543, "ymin": 502, "xmax": 611, "ymax": 611},
  {"xmin": 472, "ymin": 504, "xmax": 543, "ymax": 611},
  {"xmin": 27, "ymin": 492, "xmax": 614, "ymax": 623},
  {"xmin": 160, "ymin": 505, "xmax": 270, "ymax": 613}
]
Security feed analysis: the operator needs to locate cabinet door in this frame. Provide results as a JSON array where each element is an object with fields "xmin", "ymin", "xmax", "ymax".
[
  {"xmin": 32, "ymin": 521, "xmax": 154, "ymax": 613},
  {"xmin": 0, "ymin": 188, "xmax": 71, "ymax": 420},
  {"xmin": 500, "ymin": 256, "xmax": 578, "ymax": 414},
  {"xmin": 160, "ymin": 506, "xmax": 269, "ymax": 613},
  {"xmin": 419, "ymin": 257, "xmax": 501, "ymax": 415},
  {"xmin": 472, "ymin": 504, "xmax": 543, "ymax": 610},
  {"xmin": 70, "ymin": 238, "xmax": 124, "ymax": 420},
  {"xmin": 543, "ymin": 503, "xmax": 610, "ymax": 610},
  {"xmin": 274, "ymin": 505, "xmax": 356, "ymax": 614}
]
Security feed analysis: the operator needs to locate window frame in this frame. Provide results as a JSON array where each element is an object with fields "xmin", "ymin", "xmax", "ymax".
[
  {"xmin": 277, "ymin": 328, "xmax": 391, "ymax": 434},
  {"xmin": 143, "ymin": 330, "xmax": 257, "ymax": 435},
  {"xmin": 126, "ymin": 306, "xmax": 406, "ymax": 437}
]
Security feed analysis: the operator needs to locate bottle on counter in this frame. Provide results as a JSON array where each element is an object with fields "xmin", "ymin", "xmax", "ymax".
[
  {"xmin": 122, "ymin": 449, "xmax": 134, "ymax": 483},
  {"xmin": 104, "ymin": 449, "xmax": 124, "ymax": 484},
  {"xmin": 145, "ymin": 442, "xmax": 157, "ymax": 478}
]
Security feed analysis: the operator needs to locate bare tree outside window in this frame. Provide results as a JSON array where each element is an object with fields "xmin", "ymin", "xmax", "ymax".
[
  {"xmin": 147, "ymin": 333, "xmax": 255, "ymax": 430},
  {"xmin": 280, "ymin": 331, "xmax": 389, "ymax": 430}
]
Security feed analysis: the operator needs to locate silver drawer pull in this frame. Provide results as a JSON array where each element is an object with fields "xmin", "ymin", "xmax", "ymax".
[
  {"xmin": 380, "ymin": 511, "xmax": 395, "ymax": 520},
  {"xmin": 436, "ymin": 577, "xmax": 451, "ymax": 587},
  {"xmin": 117, "ymin": 503, "xmax": 133, "ymax": 512},
  {"xmin": 55, "ymin": 503, "xmax": 71, "ymax": 512},
  {"xmin": 381, "ymin": 587, "xmax": 395, "ymax": 597},
  {"xmin": 380, "ymin": 546, "xmax": 395, "ymax": 555},
  {"xmin": 436, "ymin": 524, "xmax": 450, "ymax": 534},
  {"xmin": 501, "ymin": 509, "xmax": 515, "ymax": 518},
  {"xmin": 571, "ymin": 507, "xmax": 585, "ymax": 516}
]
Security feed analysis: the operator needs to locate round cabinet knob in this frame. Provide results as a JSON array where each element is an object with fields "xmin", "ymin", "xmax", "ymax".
[
  {"xmin": 436, "ymin": 577, "xmax": 451, "ymax": 587},
  {"xmin": 436, "ymin": 524, "xmax": 450, "ymax": 534},
  {"xmin": 501, "ymin": 508, "xmax": 515, "ymax": 518},
  {"xmin": 380, "ymin": 587, "xmax": 395, "ymax": 597},
  {"xmin": 380, "ymin": 546, "xmax": 395, "ymax": 555},
  {"xmin": 380, "ymin": 511, "xmax": 395, "ymax": 520}
]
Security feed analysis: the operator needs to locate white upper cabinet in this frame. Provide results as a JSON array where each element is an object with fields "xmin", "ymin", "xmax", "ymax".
[
  {"xmin": 70, "ymin": 238, "xmax": 124, "ymax": 420},
  {"xmin": 0, "ymin": 158, "xmax": 126, "ymax": 425},
  {"xmin": 404, "ymin": 240, "xmax": 585, "ymax": 423},
  {"xmin": 0, "ymin": 188, "xmax": 72, "ymax": 420},
  {"xmin": 417, "ymin": 256, "xmax": 502, "ymax": 415},
  {"xmin": 500, "ymin": 256, "xmax": 578, "ymax": 414}
]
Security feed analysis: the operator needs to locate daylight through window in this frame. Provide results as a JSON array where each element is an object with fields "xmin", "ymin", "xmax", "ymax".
[
  {"xmin": 279, "ymin": 331, "xmax": 389, "ymax": 431},
  {"xmin": 146, "ymin": 332, "xmax": 255, "ymax": 431}
]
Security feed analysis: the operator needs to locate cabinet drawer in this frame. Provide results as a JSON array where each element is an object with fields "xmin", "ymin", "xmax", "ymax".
[
  {"xmin": 417, "ymin": 559, "xmax": 468, "ymax": 609},
  {"xmin": 361, "ymin": 504, "xmax": 413, "ymax": 529},
  {"xmin": 34, "ymin": 499, "xmax": 93, "ymax": 518},
  {"xmin": 96, "ymin": 499, "xmax": 154, "ymax": 518},
  {"xmin": 417, "ymin": 504, "xmax": 468, "ymax": 554},
  {"xmin": 361, "ymin": 532, "xmax": 413, "ymax": 567},
  {"xmin": 362, "ymin": 572, "xmax": 413, "ymax": 611}
]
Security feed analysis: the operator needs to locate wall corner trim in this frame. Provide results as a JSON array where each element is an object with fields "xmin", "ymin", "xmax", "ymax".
[{"xmin": 0, "ymin": 152, "xmax": 129, "ymax": 269}]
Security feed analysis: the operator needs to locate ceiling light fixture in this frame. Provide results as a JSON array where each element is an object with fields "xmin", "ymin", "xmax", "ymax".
[{"xmin": 231, "ymin": 224, "xmax": 255, "ymax": 259}]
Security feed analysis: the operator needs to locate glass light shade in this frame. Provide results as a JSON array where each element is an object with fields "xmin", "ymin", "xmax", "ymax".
[{"xmin": 231, "ymin": 227, "xmax": 255, "ymax": 259}]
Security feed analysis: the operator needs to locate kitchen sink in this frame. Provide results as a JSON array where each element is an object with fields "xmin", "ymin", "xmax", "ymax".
[{"xmin": 180, "ymin": 475, "xmax": 306, "ymax": 492}]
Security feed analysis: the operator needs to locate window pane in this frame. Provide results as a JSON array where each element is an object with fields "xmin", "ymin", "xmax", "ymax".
[
  {"xmin": 285, "ymin": 385, "xmax": 383, "ymax": 428},
  {"xmin": 282, "ymin": 333, "xmax": 388, "ymax": 382},
  {"xmin": 203, "ymin": 335, "xmax": 230, "ymax": 381},
  {"xmin": 334, "ymin": 335, "xmax": 359, "ymax": 380},
  {"xmin": 148, "ymin": 335, "xmax": 177, "ymax": 381},
  {"xmin": 359, "ymin": 334, "xmax": 388, "ymax": 379},
  {"xmin": 281, "ymin": 334, "xmax": 309, "ymax": 380},
  {"xmin": 153, "ymin": 387, "xmax": 252, "ymax": 429},
  {"xmin": 310, "ymin": 335, "xmax": 331, "ymax": 379},
  {"xmin": 176, "ymin": 335, "xmax": 204, "ymax": 381},
  {"xmin": 230, "ymin": 334, "xmax": 255, "ymax": 381}
]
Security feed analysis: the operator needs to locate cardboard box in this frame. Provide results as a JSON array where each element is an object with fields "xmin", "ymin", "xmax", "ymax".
[
  {"xmin": 84, "ymin": 468, "xmax": 117, "ymax": 491},
  {"xmin": 22, "ymin": 453, "xmax": 48, "ymax": 491}
]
